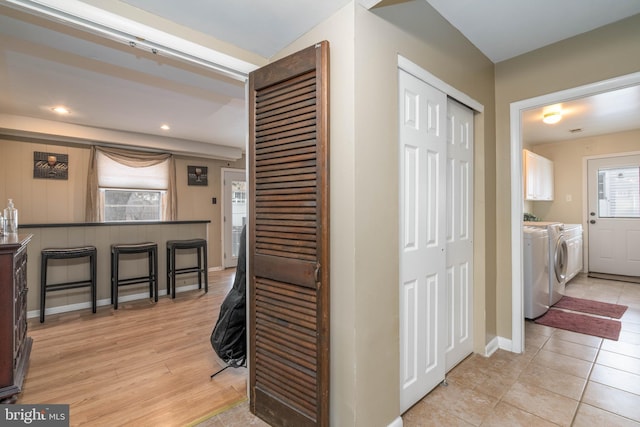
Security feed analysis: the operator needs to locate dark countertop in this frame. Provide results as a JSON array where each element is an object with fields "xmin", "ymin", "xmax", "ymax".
[
  {"xmin": 19, "ymin": 220, "xmax": 210, "ymax": 229},
  {"xmin": 0, "ymin": 234, "xmax": 33, "ymax": 250}
]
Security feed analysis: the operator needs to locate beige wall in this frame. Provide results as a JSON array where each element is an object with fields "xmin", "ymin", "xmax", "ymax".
[
  {"xmin": 529, "ymin": 129, "xmax": 640, "ymax": 223},
  {"xmin": 274, "ymin": 1, "xmax": 495, "ymax": 425},
  {"xmin": 0, "ymin": 136, "xmax": 245, "ymax": 268},
  {"xmin": 494, "ymin": 14, "xmax": 640, "ymax": 340}
]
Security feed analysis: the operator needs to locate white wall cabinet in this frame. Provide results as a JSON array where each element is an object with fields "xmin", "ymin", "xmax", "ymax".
[{"xmin": 524, "ymin": 149, "xmax": 554, "ymax": 201}]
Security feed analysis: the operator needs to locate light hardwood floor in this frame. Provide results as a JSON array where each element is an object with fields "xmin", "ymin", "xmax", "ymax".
[{"xmin": 18, "ymin": 269, "xmax": 248, "ymax": 427}]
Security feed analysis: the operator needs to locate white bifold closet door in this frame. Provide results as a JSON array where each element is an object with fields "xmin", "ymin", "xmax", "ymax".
[{"xmin": 399, "ymin": 70, "xmax": 474, "ymax": 413}]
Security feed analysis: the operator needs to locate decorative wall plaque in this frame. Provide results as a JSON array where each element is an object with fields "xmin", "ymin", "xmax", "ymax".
[
  {"xmin": 34, "ymin": 151, "xmax": 68, "ymax": 180},
  {"xmin": 187, "ymin": 165, "xmax": 208, "ymax": 186}
]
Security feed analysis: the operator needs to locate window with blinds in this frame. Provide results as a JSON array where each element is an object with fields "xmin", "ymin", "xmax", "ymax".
[
  {"xmin": 598, "ymin": 166, "xmax": 640, "ymax": 218},
  {"xmin": 97, "ymin": 151, "xmax": 170, "ymax": 221}
]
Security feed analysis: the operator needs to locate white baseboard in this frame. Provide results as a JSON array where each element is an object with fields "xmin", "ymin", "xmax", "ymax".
[
  {"xmin": 388, "ymin": 416, "xmax": 403, "ymax": 427},
  {"xmin": 497, "ymin": 336, "xmax": 513, "ymax": 353},
  {"xmin": 28, "ymin": 283, "xmax": 204, "ymax": 319},
  {"xmin": 208, "ymin": 266, "xmax": 224, "ymax": 272},
  {"xmin": 484, "ymin": 336, "xmax": 500, "ymax": 357}
]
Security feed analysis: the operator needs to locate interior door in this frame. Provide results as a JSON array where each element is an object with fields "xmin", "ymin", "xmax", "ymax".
[
  {"xmin": 399, "ymin": 69, "xmax": 447, "ymax": 413},
  {"xmin": 223, "ymin": 169, "xmax": 247, "ymax": 268},
  {"xmin": 445, "ymin": 99, "xmax": 474, "ymax": 371},
  {"xmin": 587, "ymin": 155, "xmax": 640, "ymax": 276},
  {"xmin": 248, "ymin": 41, "xmax": 330, "ymax": 427}
]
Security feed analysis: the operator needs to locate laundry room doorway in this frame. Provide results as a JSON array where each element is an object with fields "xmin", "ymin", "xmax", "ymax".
[{"xmin": 509, "ymin": 72, "xmax": 640, "ymax": 353}]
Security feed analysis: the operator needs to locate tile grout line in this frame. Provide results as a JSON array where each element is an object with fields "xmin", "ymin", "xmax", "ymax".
[{"xmin": 568, "ymin": 330, "xmax": 603, "ymax": 426}]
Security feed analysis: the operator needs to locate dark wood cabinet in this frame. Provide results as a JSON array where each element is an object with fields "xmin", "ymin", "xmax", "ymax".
[{"xmin": 0, "ymin": 234, "xmax": 32, "ymax": 403}]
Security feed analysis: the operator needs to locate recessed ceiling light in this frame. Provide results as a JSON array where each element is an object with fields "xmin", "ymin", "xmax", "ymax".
[
  {"xmin": 160, "ymin": 124, "xmax": 170, "ymax": 130},
  {"xmin": 51, "ymin": 106, "xmax": 70, "ymax": 114}
]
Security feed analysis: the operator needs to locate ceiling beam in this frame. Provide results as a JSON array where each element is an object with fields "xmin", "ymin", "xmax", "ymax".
[
  {"xmin": 0, "ymin": 114, "xmax": 244, "ymax": 161},
  {"xmin": 4, "ymin": 0, "xmax": 259, "ymax": 81}
]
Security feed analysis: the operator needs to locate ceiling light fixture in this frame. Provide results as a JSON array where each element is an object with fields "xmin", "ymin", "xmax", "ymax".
[
  {"xmin": 51, "ymin": 106, "xmax": 70, "ymax": 114},
  {"xmin": 542, "ymin": 111, "xmax": 561, "ymax": 124},
  {"xmin": 160, "ymin": 124, "xmax": 170, "ymax": 131}
]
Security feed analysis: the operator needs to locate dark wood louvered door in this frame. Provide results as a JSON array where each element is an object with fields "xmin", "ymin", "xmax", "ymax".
[{"xmin": 248, "ymin": 41, "xmax": 330, "ymax": 427}]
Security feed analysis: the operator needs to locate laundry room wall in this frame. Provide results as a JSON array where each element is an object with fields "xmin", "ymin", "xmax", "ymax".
[{"xmin": 529, "ymin": 128, "xmax": 640, "ymax": 223}]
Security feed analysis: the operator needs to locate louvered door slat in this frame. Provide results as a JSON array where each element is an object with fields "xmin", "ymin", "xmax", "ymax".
[
  {"xmin": 250, "ymin": 41, "xmax": 329, "ymax": 427},
  {"xmin": 256, "ymin": 135, "xmax": 316, "ymax": 153}
]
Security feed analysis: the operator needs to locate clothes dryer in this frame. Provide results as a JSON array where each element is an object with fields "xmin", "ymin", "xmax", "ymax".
[{"xmin": 523, "ymin": 226, "xmax": 549, "ymax": 319}]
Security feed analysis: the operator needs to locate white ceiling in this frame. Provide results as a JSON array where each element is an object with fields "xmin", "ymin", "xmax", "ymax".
[
  {"xmin": 1, "ymin": 0, "xmax": 639, "ymax": 157},
  {"xmin": 425, "ymin": 0, "xmax": 640, "ymax": 63},
  {"xmin": 121, "ymin": 0, "xmax": 353, "ymax": 59},
  {"xmin": 522, "ymin": 85, "xmax": 640, "ymax": 145}
]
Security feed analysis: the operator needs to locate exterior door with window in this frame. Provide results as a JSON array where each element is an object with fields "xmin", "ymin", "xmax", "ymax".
[
  {"xmin": 588, "ymin": 155, "xmax": 640, "ymax": 276},
  {"xmin": 223, "ymin": 169, "xmax": 247, "ymax": 268}
]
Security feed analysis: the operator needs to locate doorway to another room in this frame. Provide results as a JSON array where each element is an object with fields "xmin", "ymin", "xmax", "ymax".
[
  {"xmin": 509, "ymin": 72, "xmax": 640, "ymax": 353},
  {"xmin": 222, "ymin": 169, "xmax": 247, "ymax": 269}
]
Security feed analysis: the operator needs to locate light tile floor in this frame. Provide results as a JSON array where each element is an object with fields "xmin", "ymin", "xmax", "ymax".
[
  {"xmin": 403, "ymin": 273, "xmax": 640, "ymax": 426},
  {"xmin": 200, "ymin": 273, "xmax": 640, "ymax": 426}
]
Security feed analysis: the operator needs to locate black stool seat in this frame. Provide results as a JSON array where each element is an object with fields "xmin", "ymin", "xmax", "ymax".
[
  {"xmin": 166, "ymin": 238, "xmax": 208, "ymax": 298},
  {"xmin": 111, "ymin": 242, "xmax": 158, "ymax": 310},
  {"xmin": 41, "ymin": 246, "xmax": 97, "ymax": 323}
]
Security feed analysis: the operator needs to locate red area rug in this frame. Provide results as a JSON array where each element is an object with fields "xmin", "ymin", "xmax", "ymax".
[
  {"xmin": 553, "ymin": 295, "xmax": 628, "ymax": 319},
  {"xmin": 534, "ymin": 309, "xmax": 621, "ymax": 340}
]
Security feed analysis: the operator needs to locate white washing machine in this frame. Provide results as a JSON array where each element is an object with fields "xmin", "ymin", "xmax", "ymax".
[
  {"xmin": 524, "ymin": 221, "xmax": 568, "ymax": 306},
  {"xmin": 523, "ymin": 226, "xmax": 549, "ymax": 319}
]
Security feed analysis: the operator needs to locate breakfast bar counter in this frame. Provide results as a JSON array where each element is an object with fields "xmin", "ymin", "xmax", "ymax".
[{"xmin": 19, "ymin": 221, "xmax": 210, "ymax": 318}]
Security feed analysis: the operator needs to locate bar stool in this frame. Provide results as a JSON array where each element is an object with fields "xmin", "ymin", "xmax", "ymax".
[
  {"xmin": 166, "ymin": 238, "xmax": 208, "ymax": 299},
  {"xmin": 40, "ymin": 246, "xmax": 97, "ymax": 323},
  {"xmin": 111, "ymin": 242, "xmax": 158, "ymax": 310}
]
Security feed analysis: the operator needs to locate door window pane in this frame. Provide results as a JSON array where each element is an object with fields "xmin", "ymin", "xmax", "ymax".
[
  {"xmin": 231, "ymin": 180, "xmax": 247, "ymax": 257},
  {"xmin": 597, "ymin": 167, "xmax": 640, "ymax": 218}
]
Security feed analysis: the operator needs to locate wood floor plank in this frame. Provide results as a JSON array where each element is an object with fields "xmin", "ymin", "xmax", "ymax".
[{"xmin": 17, "ymin": 268, "xmax": 247, "ymax": 427}]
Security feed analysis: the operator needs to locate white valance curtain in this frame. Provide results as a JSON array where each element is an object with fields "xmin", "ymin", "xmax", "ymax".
[{"xmin": 85, "ymin": 146, "xmax": 177, "ymax": 222}]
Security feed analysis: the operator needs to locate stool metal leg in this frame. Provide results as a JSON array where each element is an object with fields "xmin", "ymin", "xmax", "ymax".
[
  {"xmin": 113, "ymin": 251, "xmax": 119, "ymax": 310},
  {"xmin": 110, "ymin": 249, "xmax": 115, "ymax": 305},
  {"xmin": 153, "ymin": 247, "xmax": 158, "ymax": 303},
  {"xmin": 40, "ymin": 255, "xmax": 47, "ymax": 323},
  {"xmin": 171, "ymin": 248, "xmax": 177, "ymax": 299},
  {"xmin": 197, "ymin": 247, "xmax": 202, "ymax": 290},
  {"xmin": 148, "ymin": 249, "xmax": 153, "ymax": 298},
  {"xmin": 203, "ymin": 244, "xmax": 208, "ymax": 293},
  {"xmin": 166, "ymin": 246, "xmax": 171, "ymax": 297},
  {"xmin": 90, "ymin": 251, "xmax": 97, "ymax": 314}
]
